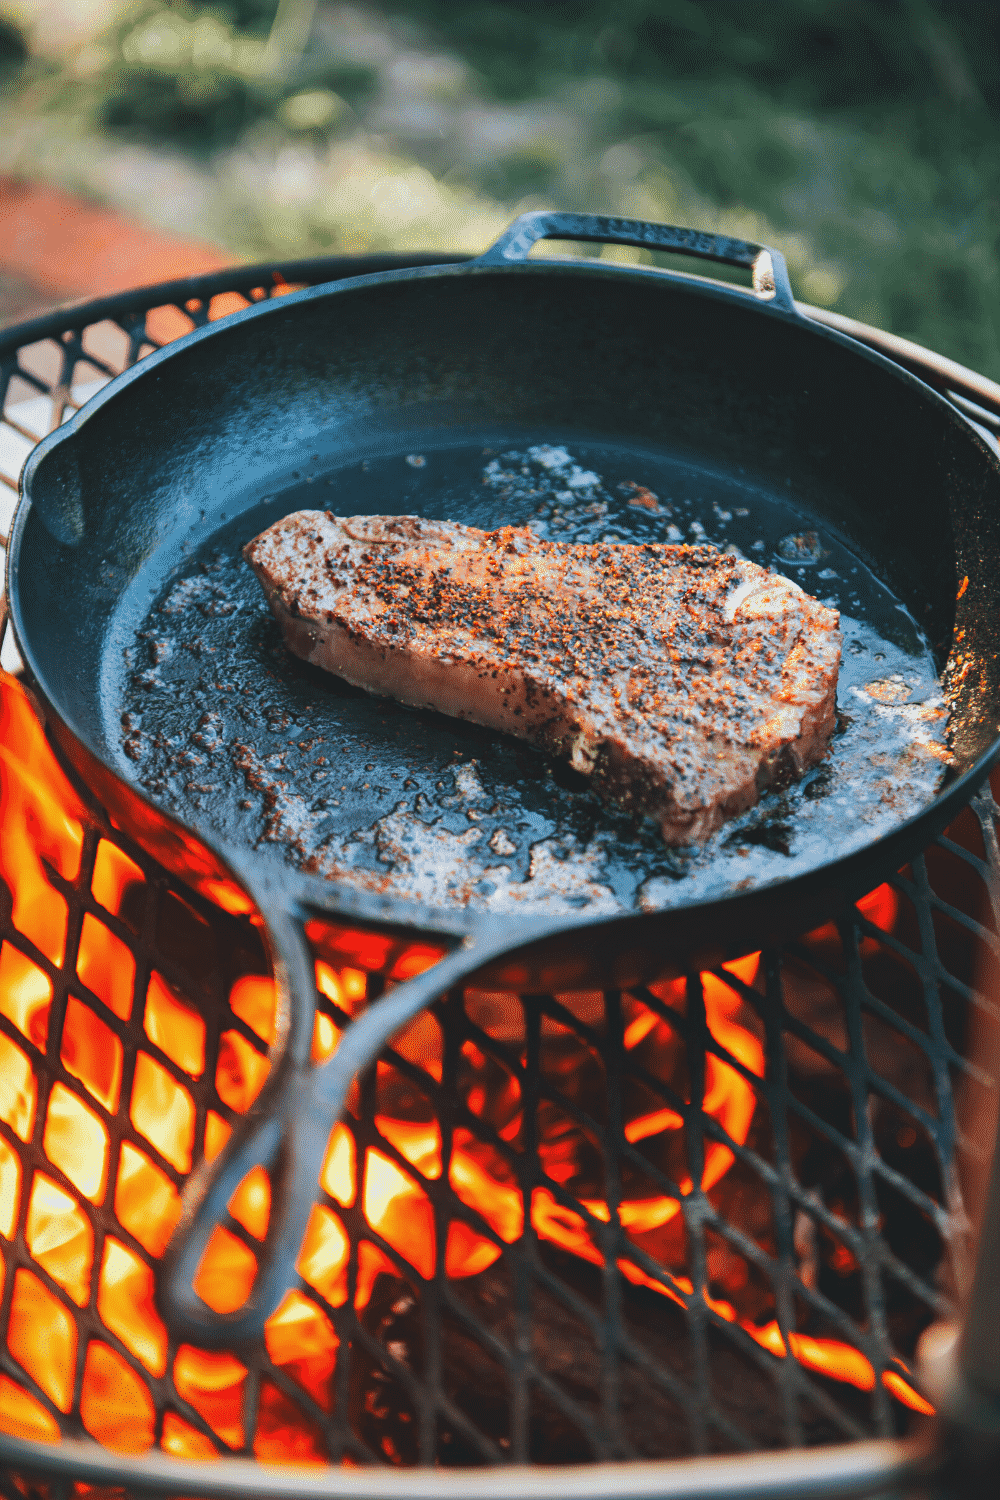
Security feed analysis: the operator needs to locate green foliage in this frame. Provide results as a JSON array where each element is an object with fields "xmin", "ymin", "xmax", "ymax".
[
  {"xmin": 4, "ymin": 0, "xmax": 1000, "ymax": 377},
  {"xmin": 0, "ymin": 11, "xmax": 26, "ymax": 73},
  {"xmin": 97, "ymin": 3, "xmax": 270, "ymax": 150},
  {"xmin": 215, "ymin": 0, "xmax": 283, "ymax": 35},
  {"xmin": 374, "ymin": 0, "xmax": 1000, "ymax": 378},
  {"xmin": 375, "ymin": 0, "xmax": 995, "ymax": 110},
  {"xmin": 51, "ymin": 2, "xmax": 376, "ymax": 155}
]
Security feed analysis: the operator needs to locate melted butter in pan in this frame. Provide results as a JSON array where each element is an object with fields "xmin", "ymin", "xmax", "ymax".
[{"xmin": 118, "ymin": 444, "xmax": 948, "ymax": 915}]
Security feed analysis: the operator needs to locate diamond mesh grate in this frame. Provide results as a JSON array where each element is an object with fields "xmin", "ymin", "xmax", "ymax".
[
  {"xmin": 0, "ymin": 262, "xmax": 997, "ymax": 1489},
  {"xmin": 0, "ymin": 674, "xmax": 995, "ymax": 1472}
]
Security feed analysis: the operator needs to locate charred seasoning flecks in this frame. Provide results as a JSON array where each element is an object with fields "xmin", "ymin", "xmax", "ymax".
[
  {"xmin": 244, "ymin": 514, "xmax": 842, "ymax": 845},
  {"xmin": 326, "ymin": 537, "xmax": 758, "ymax": 707}
]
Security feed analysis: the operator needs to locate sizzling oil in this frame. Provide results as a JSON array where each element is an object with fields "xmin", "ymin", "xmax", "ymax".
[{"xmin": 119, "ymin": 442, "xmax": 948, "ymax": 915}]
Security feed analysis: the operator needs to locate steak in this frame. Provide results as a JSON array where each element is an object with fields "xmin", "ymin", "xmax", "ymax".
[{"xmin": 243, "ymin": 512, "xmax": 841, "ymax": 844}]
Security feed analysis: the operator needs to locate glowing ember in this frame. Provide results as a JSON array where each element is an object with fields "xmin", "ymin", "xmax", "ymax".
[{"xmin": 0, "ymin": 669, "xmax": 933, "ymax": 1464}]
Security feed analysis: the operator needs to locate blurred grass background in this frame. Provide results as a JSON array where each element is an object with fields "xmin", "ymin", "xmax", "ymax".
[{"xmin": 1, "ymin": 1, "xmax": 999, "ymax": 374}]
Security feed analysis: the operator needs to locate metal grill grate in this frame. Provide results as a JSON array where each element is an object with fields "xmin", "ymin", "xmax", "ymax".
[
  {"xmin": 0, "ymin": 261, "xmax": 997, "ymax": 1494},
  {"xmin": 0, "ymin": 676, "xmax": 996, "ymax": 1476}
]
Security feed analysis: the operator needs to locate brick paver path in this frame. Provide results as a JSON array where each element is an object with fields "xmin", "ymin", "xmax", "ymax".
[{"xmin": 0, "ymin": 175, "xmax": 230, "ymax": 328}]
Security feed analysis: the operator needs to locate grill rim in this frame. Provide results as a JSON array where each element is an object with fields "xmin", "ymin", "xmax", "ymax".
[{"xmin": 0, "ymin": 1427, "xmax": 927, "ymax": 1500}]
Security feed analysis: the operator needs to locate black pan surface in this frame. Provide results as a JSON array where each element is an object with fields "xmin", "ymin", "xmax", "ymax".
[{"xmin": 114, "ymin": 434, "xmax": 948, "ymax": 917}]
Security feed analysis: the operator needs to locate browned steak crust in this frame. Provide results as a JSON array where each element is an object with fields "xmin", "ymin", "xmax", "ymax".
[{"xmin": 243, "ymin": 512, "xmax": 842, "ymax": 844}]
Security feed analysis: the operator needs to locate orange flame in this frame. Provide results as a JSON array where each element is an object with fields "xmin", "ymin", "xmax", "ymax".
[
  {"xmin": 0, "ymin": 671, "xmax": 932, "ymax": 1459},
  {"xmin": 298, "ymin": 944, "xmax": 930, "ymax": 1416}
]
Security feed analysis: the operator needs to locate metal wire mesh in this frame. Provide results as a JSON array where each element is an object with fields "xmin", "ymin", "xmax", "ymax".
[
  {"xmin": 0, "ymin": 261, "xmax": 997, "ymax": 1491},
  {"xmin": 293, "ymin": 838, "xmax": 992, "ymax": 1466},
  {"xmin": 0, "ymin": 680, "xmax": 993, "ymax": 1472}
]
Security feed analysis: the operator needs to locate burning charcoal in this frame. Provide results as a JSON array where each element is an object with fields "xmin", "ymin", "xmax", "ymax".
[{"xmin": 350, "ymin": 1278, "xmax": 424, "ymax": 1465}]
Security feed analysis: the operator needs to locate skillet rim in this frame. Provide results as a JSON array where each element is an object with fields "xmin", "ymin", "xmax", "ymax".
[{"xmin": 9, "ymin": 252, "xmax": 1000, "ymax": 949}]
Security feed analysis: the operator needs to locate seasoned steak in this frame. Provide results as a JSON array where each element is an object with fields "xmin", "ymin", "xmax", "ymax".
[{"xmin": 244, "ymin": 512, "xmax": 841, "ymax": 844}]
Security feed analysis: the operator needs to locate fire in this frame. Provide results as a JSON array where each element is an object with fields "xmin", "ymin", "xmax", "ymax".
[{"xmin": 0, "ymin": 670, "xmax": 934, "ymax": 1463}]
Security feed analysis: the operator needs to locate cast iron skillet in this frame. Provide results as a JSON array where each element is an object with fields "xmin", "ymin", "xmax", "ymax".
[{"xmin": 10, "ymin": 212, "xmax": 1000, "ymax": 1348}]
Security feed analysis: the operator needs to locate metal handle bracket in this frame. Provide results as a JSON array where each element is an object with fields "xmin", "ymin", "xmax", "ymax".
[
  {"xmin": 476, "ymin": 210, "xmax": 796, "ymax": 312},
  {"xmin": 157, "ymin": 903, "xmax": 546, "ymax": 1349}
]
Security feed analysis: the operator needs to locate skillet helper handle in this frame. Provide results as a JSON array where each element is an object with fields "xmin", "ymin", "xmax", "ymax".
[
  {"xmin": 477, "ymin": 209, "xmax": 796, "ymax": 311},
  {"xmin": 157, "ymin": 897, "xmax": 524, "ymax": 1350}
]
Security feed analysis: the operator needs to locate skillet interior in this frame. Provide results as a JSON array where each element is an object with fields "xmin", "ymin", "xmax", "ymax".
[{"xmin": 13, "ymin": 262, "xmax": 1000, "ymax": 917}]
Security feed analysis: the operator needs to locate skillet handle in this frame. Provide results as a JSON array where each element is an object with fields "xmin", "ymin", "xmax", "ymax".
[
  {"xmin": 157, "ymin": 894, "xmax": 525, "ymax": 1350},
  {"xmin": 477, "ymin": 209, "xmax": 796, "ymax": 311}
]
